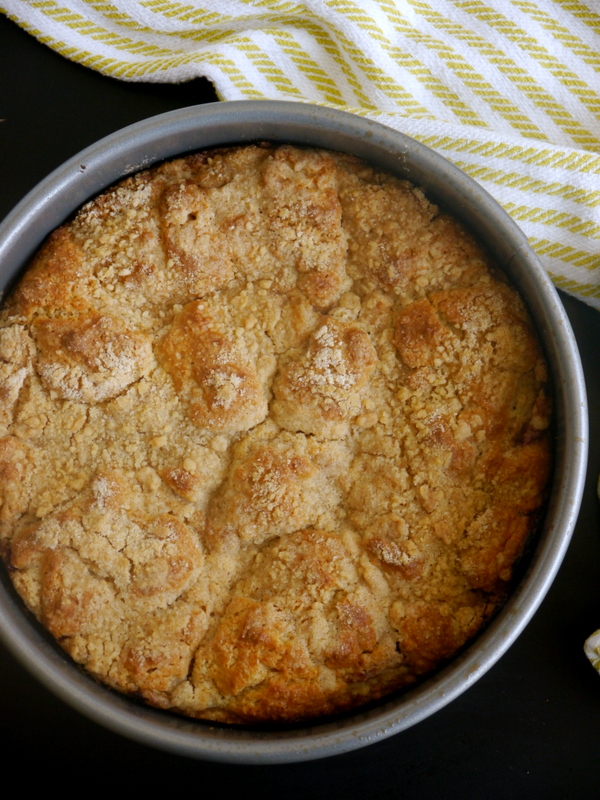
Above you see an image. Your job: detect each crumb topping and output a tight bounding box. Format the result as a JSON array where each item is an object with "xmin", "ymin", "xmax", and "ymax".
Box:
[{"xmin": 0, "ymin": 144, "xmax": 551, "ymax": 724}]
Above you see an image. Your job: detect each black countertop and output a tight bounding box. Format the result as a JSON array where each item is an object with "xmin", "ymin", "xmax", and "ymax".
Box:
[{"xmin": 2, "ymin": 14, "xmax": 600, "ymax": 796}]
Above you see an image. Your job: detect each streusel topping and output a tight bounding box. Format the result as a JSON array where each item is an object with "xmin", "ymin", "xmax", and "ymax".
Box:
[{"xmin": 0, "ymin": 144, "xmax": 551, "ymax": 723}]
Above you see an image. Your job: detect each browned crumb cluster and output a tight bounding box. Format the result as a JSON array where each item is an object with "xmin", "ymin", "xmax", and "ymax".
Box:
[{"xmin": 0, "ymin": 144, "xmax": 551, "ymax": 724}]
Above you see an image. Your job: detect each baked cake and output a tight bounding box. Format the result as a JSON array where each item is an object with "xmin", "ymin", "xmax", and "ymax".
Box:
[{"xmin": 0, "ymin": 144, "xmax": 552, "ymax": 723}]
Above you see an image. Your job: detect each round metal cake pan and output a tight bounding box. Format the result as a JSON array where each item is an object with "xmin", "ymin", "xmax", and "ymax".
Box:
[{"xmin": 0, "ymin": 100, "xmax": 588, "ymax": 763}]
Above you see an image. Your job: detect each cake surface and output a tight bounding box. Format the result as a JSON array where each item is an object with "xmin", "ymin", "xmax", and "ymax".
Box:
[{"xmin": 0, "ymin": 144, "xmax": 551, "ymax": 723}]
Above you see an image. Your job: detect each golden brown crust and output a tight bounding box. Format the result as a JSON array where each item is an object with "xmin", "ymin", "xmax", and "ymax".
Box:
[
  {"xmin": 158, "ymin": 298, "xmax": 272, "ymax": 434},
  {"xmin": 32, "ymin": 312, "xmax": 155, "ymax": 403},
  {"xmin": 272, "ymin": 317, "xmax": 377, "ymax": 439},
  {"xmin": 0, "ymin": 144, "xmax": 552, "ymax": 724}
]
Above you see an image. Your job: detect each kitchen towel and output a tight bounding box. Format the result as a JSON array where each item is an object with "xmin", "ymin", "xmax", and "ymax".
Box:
[{"xmin": 2, "ymin": 0, "xmax": 600, "ymax": 308}]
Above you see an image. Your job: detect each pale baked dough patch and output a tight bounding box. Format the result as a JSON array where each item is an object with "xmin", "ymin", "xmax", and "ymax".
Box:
[{"xmin": 0, "ymin": 144, "xmax": 551, "ymax": 723}]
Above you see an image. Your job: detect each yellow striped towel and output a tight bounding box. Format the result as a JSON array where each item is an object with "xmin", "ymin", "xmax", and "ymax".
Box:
[{"xmin": 2, "ymin": 0, "xmax": 600, "ymax": 309}]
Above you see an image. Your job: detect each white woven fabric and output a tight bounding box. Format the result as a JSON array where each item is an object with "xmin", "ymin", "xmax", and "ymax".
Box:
[{"xmin": 3, "ymin": 0, "xmax": 600, "ymax": 308}]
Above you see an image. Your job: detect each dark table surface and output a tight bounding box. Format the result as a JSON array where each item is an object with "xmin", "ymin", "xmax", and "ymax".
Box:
[{"xmin": 1, "ymin": 13, "xmax": 600, "ymax": 796}]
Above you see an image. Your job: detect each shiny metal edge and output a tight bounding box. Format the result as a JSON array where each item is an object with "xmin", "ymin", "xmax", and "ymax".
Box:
[{"xmin": 0, "ymin": 100, "xmax": 588, "ymax": 764}]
